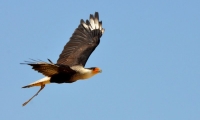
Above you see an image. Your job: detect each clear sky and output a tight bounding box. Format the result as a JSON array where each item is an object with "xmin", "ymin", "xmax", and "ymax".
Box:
[{"xmin": 1, "ymin": 0, "xmax": 200, "ymax": 120}]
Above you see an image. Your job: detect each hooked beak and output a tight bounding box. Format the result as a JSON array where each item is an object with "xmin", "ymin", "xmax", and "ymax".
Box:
[{"xmin": 99, "ymin": 69, "xmax": 102, "ymax": 73}]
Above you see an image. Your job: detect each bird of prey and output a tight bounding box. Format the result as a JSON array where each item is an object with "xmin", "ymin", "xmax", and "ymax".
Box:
[{"xmin": 21, "ymin": 12, "xmax": 104, "ymax": 106}]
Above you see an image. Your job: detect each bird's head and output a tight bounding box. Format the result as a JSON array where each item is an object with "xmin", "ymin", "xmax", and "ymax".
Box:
[{"xmin": 89, "ymin": 67, "xmax": 102, "ymax": 74}]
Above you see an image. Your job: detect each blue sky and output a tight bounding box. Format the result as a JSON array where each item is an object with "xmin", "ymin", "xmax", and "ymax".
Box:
[{"xmin": 1, "ymin": 0, "xmax": 200, "ymax": 120}]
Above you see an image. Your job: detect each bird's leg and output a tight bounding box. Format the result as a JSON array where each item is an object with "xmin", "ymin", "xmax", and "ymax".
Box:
[{"xmin": 22, "ymin": 84, "xmax": 45, "ymax": 106}]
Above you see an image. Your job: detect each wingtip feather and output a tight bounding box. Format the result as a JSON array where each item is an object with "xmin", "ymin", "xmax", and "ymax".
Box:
[{"xmin": 81, "ymin": 12, "xmax": 104, "ymax": 35}]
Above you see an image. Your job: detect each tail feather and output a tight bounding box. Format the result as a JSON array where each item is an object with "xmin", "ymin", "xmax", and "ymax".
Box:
[
  {"xmin": 22, "ymin": 85, "xmax": 32, "ymax": 88},
  {"xmin": 22, "ymin": 77, "xmax": 50, "ymax": 88}
]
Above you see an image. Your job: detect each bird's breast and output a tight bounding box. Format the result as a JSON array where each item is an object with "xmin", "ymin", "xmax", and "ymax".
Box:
[{"xmin": 71, "ymin": 72, "xmax": 94, "ymax": 81}]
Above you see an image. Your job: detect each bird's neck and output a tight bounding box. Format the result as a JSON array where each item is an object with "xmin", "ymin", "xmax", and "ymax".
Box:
[{"xmin": 71, "ymin": 66, "xmax": 95, "ymax": 80}]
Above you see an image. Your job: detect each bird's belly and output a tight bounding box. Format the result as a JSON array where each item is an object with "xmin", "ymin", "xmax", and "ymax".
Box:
[{"xmin": 50, "ymin": 73, "xmax": 74, "ymax": 83}]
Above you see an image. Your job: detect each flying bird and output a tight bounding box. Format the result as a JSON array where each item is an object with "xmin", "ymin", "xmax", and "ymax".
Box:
[{"xmin": 21, "ymin": 12, "xmax": 104, "ymax": 106}]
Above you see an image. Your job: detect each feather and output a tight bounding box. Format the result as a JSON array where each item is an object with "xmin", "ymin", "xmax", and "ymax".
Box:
[{"xmin": 57, "ymin": 12, "xmax": 104, "ymax": 67}]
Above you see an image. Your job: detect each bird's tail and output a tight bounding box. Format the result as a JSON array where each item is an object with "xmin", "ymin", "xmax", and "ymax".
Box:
[{"xmin": 22, "ymin": 77, "xmax": 50, "ymax": 88}]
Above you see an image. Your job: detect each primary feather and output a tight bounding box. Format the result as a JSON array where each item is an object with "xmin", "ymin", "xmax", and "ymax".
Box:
[{"xmin": 57, "ymin": 12, "xmax": 104, "ymax": 67}]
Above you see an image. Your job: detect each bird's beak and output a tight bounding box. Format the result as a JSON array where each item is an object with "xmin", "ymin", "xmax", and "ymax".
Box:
[{"xmin": 99, "ymin": 69, "xmax": 102, "ymax": 73}]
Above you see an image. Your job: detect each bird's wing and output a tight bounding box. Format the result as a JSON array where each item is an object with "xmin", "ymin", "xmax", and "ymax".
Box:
[
  {"xmin": 21, "ymin": 59, "xmax": 75, "ymax": 77},
  {"xmin": 57, "ymin": 12, "xmax": 105, "ymax": 67}
]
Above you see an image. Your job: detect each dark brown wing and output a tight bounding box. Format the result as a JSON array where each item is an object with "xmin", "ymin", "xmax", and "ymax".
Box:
[
  {"xmin": 21, "ymin": 60, "xmax": 75, "ymax": 77},
  {"xmin": 57, "ymin": 12, "xmax": 105, "ymax": 67}
]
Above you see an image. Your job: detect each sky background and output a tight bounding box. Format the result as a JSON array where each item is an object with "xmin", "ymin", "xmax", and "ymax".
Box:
[{"xmin": 0, "ymin": 0, "xmax": 200, "ymax": 120}]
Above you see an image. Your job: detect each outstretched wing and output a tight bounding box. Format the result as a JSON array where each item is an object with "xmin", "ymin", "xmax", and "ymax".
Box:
[
  {"xmin": 21, "ymin": 59, "xmax": 75, "ymax": 77},
  {"xmin": 57, "ymin": 12, "xmax": 105, "ymax": 67}
]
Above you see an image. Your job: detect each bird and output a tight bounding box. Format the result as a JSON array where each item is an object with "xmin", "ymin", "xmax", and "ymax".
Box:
[{"xmin": 21, "ymin": 12, "xmax": 105, "ymax": 106}]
